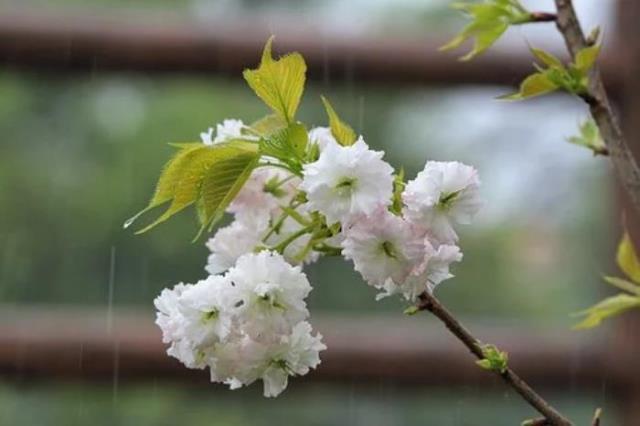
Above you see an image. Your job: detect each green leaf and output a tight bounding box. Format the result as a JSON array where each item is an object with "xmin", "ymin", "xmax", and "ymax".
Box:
[
  {"xmin": 617, "ymin": 232, "xmax": 640, "ymax": 283},
  {"xmin": 573, "ymin": 294, "xmax": 640, "ymax": 329},
  {"xmin": 321, "ymin": 96, "xmax": 357, "ymax": 146},
  {"xmin": 403, "ymin": 305, "xmax": 420, "ymax": 316},
  {"xmin": 197, "ymin": 143, "xmax": 260, "ymax": 234},
  {"xmin": 475, "ymin": 343, "xmax": 508, "ymax": 373},
  {"xmin": 440, "ymin": 0, "xmax": 532, "ymax": 60},
  {"xmin": 499, "ymin": 72, "xmax": 558, "ymax": 100},
  {"xmin": 475, "ymin": 359, "xmax": 492, "ymax": 370},
  {"xmin": 567, "ymin": 118, "xmax": 607, "ymax": 155},
  {"xmin": 129, "ymin": 141, "xmax": 259, "ymax": 235},
  {"xmin": 502, "ymin": 43, "xmax": 599, "ymax": 101},
  {"xmin": 259, "ymin": 123, "xmax": 308, "ymax": 174},
  {"xmin": 136, "ymin": 147, "xmax": 221, "ymax": 234},
  {"xmin": 603, "ymin": 276, "xmax": 640, "ymax": 296},
  {"xmin": 460, "ymin": 21, "xmax": 508, "ymax": 61},
  {"xmin": 243, "ymin": 37, "xmax": 307, "ymax": 124},
  {"xmin": 249, "ymin": 114, "xmax": 287, "ymax": 137},
  {"xmin": 145, "ymin": 144, "xmax": 205, "ymax": 209},
  {"xmin": 124, "ymin": 143, "xmax": 208, "ymax": 230},
  {"xmin": 286, "ymin": 122, "xmax": 309, "ymax": 157},
  {"xmin": 574, "ymin": 44, "xmax": 600, "ymax": 73},
  {"xmin": 530, "ymin": 47, "xmax": 563, "ymax": 69}
]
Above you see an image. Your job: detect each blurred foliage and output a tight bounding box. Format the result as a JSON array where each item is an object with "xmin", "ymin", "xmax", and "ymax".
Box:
[
  {"xmin": 0, "ymin": 382, "xmax": 616, "ymax": 426},
  {"xmin": 567, "ymin": 118, "xmax": 607, "ymax": 156},
  {"xmin": 440, "ymin": 0, "xmax": 533, "ymax": 61},
  {"xmin": 574, "ymin": 231, "xmax": 640, "ymax": 329},
  {"xmin": 1, "ymin": 0, "xmax": 459, "ymax": 39}
]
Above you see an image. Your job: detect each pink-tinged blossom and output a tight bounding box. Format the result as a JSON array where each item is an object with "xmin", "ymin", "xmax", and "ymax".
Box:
[
  {"xmin": 378, "ymin": 239, "xmax": 463, "ymax": 301},
  {"xmin": 403, "ymin": 161, "xmax": 483, "ymax": 243},
  {"xmin": 300, "ymin": 137, "xmax": 394, "ymax": 225},
  {"xmin": 342, "ymin": 208, "xmax": 424, "ymax": 289}
]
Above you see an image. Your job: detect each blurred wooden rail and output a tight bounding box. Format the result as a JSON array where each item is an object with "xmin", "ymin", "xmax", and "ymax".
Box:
[
  {"xmin": 0, "ymin": 10, "xmax": 624, "ymax": 94},
  {"xmin": 0, "ymin": 306, "xmax": 633, "ymax": 393}
]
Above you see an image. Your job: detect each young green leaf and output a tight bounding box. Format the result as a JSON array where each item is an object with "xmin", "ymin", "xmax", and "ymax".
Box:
[
  {"xmin": 124, "ymin": 143, "xmax": 208, "ymax": 230},
  {"xmin": 135, "ymin": 146, "xmax": 223, "ymax": 234},
  {"xmin": 530, "ymin": 47, "xmax": 563, "ymax": 69},
  {"xmin": 440, "ymin": 0, "xmax": 533, "ymax": 61},
  {"xmin": 567, "ymin": 118, "xmax": 607, "ymax": 155},
  {"xmin": 603, "ymin": 276, "xmax": 640, "ymax": 296},
  {"xmin": 475, "ymin": 343, "xmax": 508, "ymax": 373},
  {"xmin": 197, "ymin": 143, "xmax": 260, "ymax": 234},
  {"xmin": 499, "ymin": 72, "xmax": 558, "ymax": 100},
  {"xmin": 573, "ymin": 293, "xmax": 640, "ymax": 329},
  {"xmin": 462, "ymin": 21, "xmax": 509, "ymax": 62},
  {"xmin": 259, "ymin": 122, "xmax": 308, "ymax": 175},
  {"xmin": 321, "ymin": 96, "xmax": 357, "ymax": 146},
  {"xmin": 617, "ymin": 232, "xmax": 640, "ymax": 284},
  {"xmin": 403, "ymin": 305, "xmax": 420, "ymax": 316},
  {"xmin": 286, "ymin": 122, "xmax": 309, "ymax": 158},
  {"xmin": 574, "ymin": 44, "xmax": 600, "ymax": 73},
  {"xmin": 249, "ymin": 114, "xmax": 287, "ymax": 137},
  {"xmin": 501, "ymin": 44, "xmax": 599, "ymax": 101},
  {"xmin": 130, "ymin": 141, "xmax": 259, "ymax": 235},
  {"xmin": 243, "ymin": 37, "xmax": 307, "ymax": 124}
]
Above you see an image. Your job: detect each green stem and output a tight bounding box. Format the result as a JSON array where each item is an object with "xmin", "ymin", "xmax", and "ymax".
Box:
[
  {"xmin": 280, "ymin": 205, "xmax": 311, "ymax": 226},
  {"xmin": 272, "ymin": 174, "xmax": 297, "ymax": 190},
  {"xmin": 272, "ymin": 225, "xmax": 315, "ymax": 254},
  {"xmin": 293, "ymin": 237, "xmax": 316, "ymax": 263},
  {"xmin": 262, "ymin": 214, "xmax": 287, "ymax": 243},
  {"xmin": 313, "ymin": 243, "xmax": 343, "ymax": 256}
]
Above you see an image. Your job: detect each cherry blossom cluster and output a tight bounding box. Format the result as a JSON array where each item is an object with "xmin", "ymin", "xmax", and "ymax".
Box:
[
  {"xmin": 154, "ymin": 118, "xmax": 483, "ymax": 397},
  {"xmin": 155, "ymin": 251, "xmax": 325, "ymax": 397}
]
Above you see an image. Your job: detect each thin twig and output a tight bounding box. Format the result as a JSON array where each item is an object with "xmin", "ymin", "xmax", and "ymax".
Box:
[
  {"xmin": 530, "ymin": 12, "xmax": 557, "ymax": 23},
  {"xmin": 523, "ymin": 419, "xmax": 552, "ymax": 426},
  {"xmin": 554, "ymin": 0, "xmax": 640, "ymax": 214},
  {"xmin": 416, "ymin": 292, "xmax": 573, "ymax": 426}
]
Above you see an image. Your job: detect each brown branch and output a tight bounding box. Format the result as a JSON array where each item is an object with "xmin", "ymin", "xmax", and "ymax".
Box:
[
  {"xmin": 523, "ymin": 419, "xmax": 552, "ymax": 426},
  {"xmin": 554, "ymin": 0, "xmax": 640, "ymax": 214},
  {"xmin": 416, "ymin": 292, "xmax": 573, "ymax": 426},
  {"xmin": 529, "ymin": 12, "xmax": 558, "ymax": 23}
]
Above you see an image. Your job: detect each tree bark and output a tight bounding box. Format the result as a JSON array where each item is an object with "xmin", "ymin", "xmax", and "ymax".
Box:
[{"xmin": 554, "ymin": 0, "xmax": 640, "ymax": 214}]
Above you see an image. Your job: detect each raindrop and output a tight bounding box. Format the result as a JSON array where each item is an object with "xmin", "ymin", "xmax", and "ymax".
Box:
[
  {"xmin": 106, "ymin": 246, "xmax": 116, "ymax": 334},
  {"xmin": 123, "ymin": 210, "xmax": 145, "ymax": 229}
]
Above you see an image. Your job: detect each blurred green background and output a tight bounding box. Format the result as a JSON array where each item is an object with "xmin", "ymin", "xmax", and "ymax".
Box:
[
  {"xmin": 0, "ymin": 73, "xmax": 612, "ymax": 318},
  {"xmin": 0, "ymin": 0, "xmax": 618, "ymax": 425}
]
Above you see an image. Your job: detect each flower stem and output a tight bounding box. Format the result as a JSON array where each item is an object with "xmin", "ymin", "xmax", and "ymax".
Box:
[
  {"xmin": 262, "ymin": 212, "xmax": 288, "ymax": 243},
  {"xmin": 272, "ymin": 225, "xmax": 315, "ymax": 254}
]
